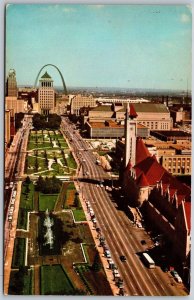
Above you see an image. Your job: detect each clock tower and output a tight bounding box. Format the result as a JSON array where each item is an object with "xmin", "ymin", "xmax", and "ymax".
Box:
[{"xmin": 124, "ymin": 103, "xmax": 137, "ymax": 168}]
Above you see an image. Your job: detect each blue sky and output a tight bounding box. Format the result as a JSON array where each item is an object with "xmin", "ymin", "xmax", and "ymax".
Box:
[{"xmin": 6, "ymin": 4, "xmax": 192, "ymax": 91}]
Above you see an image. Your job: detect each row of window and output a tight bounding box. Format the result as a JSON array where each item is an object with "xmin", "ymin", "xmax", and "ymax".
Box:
[
  {"xmin": 39, "ymin": 93, "xmax": 54, "ymax": 96},
  {"xmin": 39, "ymin": 97, "xmax": 54, "ymax": 101},
  {"xmin": 164, "ymin": 157, "xmax": 190, "ymax": 161},
  {"xmin": 41, "ymin": 82, "xmax": 53, "ymax": 87},
  {"xmin": 140, "ymin": 121, "xmax": 169, "ymax": 130},
  {"xmin": 168, "ymin": 168, "xmax": 190, "ymax": 173}
]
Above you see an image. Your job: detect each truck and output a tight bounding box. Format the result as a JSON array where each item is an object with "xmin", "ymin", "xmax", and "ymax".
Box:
[{"xmin": 142, "ymin": 252, "xmax": 155, "ymax": 269}]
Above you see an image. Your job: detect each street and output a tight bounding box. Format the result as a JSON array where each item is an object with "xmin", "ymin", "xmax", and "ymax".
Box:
[{"xmin": 61, "ymin": 116, "xmax": 187, "ymax": 296}]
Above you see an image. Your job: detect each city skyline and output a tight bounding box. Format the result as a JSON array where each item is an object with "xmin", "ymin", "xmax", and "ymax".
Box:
[{"xmin": 6, "ymin": 4, "xmax": 192, "ymax": 91}]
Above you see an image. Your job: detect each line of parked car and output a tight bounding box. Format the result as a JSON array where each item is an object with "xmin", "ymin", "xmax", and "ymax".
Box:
[
  {"xmin": 171, "ymin": 270, "xmax": 183, "ymax": 283},
  {"xmin": 7, "ymin": 187, "xmax": 17, "ymax": 223},
  {"xmin": 85, "ymin": 198, "xmax": 126, "ymax": 296}
]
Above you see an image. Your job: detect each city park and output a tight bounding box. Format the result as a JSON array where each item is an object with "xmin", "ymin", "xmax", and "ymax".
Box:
[{"xmin": 9, "ymin": 116, "xmax": 112, "ymax": 295}]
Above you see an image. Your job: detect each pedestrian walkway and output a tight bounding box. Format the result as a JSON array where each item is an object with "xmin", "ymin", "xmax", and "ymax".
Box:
[{"xmin": 34, "ymin": 265, "xmax": 40, "ymax": 295}]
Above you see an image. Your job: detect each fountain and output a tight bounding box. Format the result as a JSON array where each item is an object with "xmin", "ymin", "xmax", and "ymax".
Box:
[{"xmin": 43, "ymin": 209, "xmax": 54, "ymax": 249}]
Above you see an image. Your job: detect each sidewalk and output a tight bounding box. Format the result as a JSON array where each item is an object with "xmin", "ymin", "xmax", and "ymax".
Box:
[{"xmin": 4, "ymin": 181, "xmax": 22, "ymax": 295}]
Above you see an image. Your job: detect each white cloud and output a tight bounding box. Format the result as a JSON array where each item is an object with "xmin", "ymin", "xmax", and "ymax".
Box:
[{"xmin": 180, "ymin": 13, "xmax": 191, "ymax": 23}]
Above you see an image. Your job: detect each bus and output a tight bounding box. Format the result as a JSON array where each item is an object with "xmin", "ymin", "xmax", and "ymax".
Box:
[{"xmin": 142, "ymin": 252, "xmax": 155, "ymax": 269}]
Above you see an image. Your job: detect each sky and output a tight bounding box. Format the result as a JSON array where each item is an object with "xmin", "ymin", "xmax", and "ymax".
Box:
[{"xmin": 6, "ymin": 4, "xmax": 192, "ymax": 91}]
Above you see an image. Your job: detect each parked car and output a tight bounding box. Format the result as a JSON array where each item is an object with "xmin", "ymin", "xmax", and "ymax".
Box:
[
  {"xmin": 175, "ymin": 276, "xmax": 182, "ymax": 283},
  {"xmin": 137, "ymin": 223, "xmax": 142, "ymax": 228},
  {"xmin": 120, "ymin": 255, "xmax": 127, "ymax": 262},
  {"xmin": 105, "ymin": 250, "xmax": 111, "ymax": 258},
  {"xmin": 141, "ymin": 240, "xmax": 146, "ymax": 245},
  {"xmin": 161, "ymin": 265, "xmax": 169, "ymax": 272}
]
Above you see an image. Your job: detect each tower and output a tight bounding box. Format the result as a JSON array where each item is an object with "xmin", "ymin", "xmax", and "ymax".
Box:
[
  {"xmin": 6, "ymin": 69, "xmax": 17, "ymax": 97},
  {"xmin": 38, "ymin": 71, "xmax": 55, "ymax": 115},
  {"xmin": 124, "ymin": 103, "xmax": 137, "ymax": 168}
]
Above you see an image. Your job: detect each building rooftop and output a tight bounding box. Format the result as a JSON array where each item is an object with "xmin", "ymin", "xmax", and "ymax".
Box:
[
  {"xmin": 136, "ymin": 172, "xmax": 150, "ymax": 187},
  {"xmin": 41, "ymin": 71, "xmax": 52, "ymax": 79},
  {"xmin": 133, "ymin": 103, "xmax": 169, "ymax": 113},
  {"xmin": 129, "ymin": 104, "xmax": 138, "ymax": 118},
  {"xmin": 136, "ymin": 137, "xmax": 151, "ymax": 165},
  {"xmin": 184, "ymin": 202, "xmax": 191, "ymax": 231},
  {"xmin": 88, "ymin": 121, "xmax": 123, "ymax": 128},
  {"xmin": 91, "ymin": 105, "xmax": 113, "ymax": 112},
  {"xmin": 153, "ymin": 130, "xmax": 191, "ymax": 138}
]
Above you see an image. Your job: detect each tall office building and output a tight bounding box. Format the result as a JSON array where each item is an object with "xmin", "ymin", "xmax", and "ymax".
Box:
[
  {"xmin": 38, "ymin": 71, "xmax": 55, "ymax": 115},
  {"xmin": 6, "ymin": 69, "xmax": 18, "ymax": 97}
]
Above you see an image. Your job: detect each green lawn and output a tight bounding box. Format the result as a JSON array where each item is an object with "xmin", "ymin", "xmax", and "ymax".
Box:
[
  {"xmin": 67, "ymin": 182, "xmax": 75, "ymax": 190},
  {"xmin": 72, "ymin": 209, "xmax": 86, "ymax": 222},
  {"xmin": 17, "ymin": 182, "xmax": 34, "ymax": 229},
  {"xmin": 40, "ymin": 265, "xmax": 74, "ymax": 295},
  {"xmin": 66, "ymin": 153, "xmax": 77, "ymax": 169},
  {"xmin": 27, "ymin": 140, "xmax": 52, "ymax": 150},
  {"xmin": 20, "ymin": 182, "xmax": 34, "ymax": 210},
  {"xmin": 12, "ymin": 238, "xmax": 26, "ymax": 268},
  {"xmin": 17, "ymin": 208, "xmax": 28, "ymax": 230},
  {"xmin": 8, "ymin": 269, "xmax": 33, "ymax": 295},
  {"xmin": 59, "ymin": 142, "xmax": 68, "ymax": 148},
  {"xmin": 25, "ymin": 130, "xmax": 76, "ymax": 176},
  {"xmin": 39, "ymin": 193, "xmax": 59, "ymax": 211}
]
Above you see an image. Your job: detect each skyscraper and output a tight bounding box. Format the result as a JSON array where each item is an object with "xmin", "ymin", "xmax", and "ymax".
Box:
[
  {"xmin": 6, "ymin": 69, "xmax": 17, "ymax": 97},
  {"xmin": 38, "ymin": 71, "xmax": 55, "ymax": 115}
]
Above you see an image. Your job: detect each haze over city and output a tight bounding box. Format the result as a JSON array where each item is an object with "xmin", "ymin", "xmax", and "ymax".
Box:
[{"xmin": 6, "ymin": 4, "xmax": 192, "ymax": 91}]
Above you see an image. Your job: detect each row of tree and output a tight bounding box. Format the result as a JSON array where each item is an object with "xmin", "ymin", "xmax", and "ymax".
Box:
[
  {"xmin": 33, "ymin": 113, "xmax": 61, "ymax": 130},
  {"xmin": 35, "ymin": 175, "xmax": 62, "ymax": 194}
]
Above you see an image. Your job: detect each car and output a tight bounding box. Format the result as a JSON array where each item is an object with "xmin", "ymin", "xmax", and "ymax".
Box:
[
  {"xmin": 120, "ymin": 255, "xmax": 127, "ymax": 262},
  {"xmin": 171, "ymin": 270, "xmax": 178, "ymax": 277},
  {"xmin": 137, "ymin": 223, "xmax": 142, "ymax": 228},
  {"xmin": 141, "ymin": 240, "xmax": 146, "ymax": 245},
  {"xmin": 105, "ymin": 250, "xmax": 111, "ymax": 258},
  {"xmin": 175, "ymin": 276, "xmax": 182, "ymax": 283},
  {"xmin": 161, "ymin": 265, "xmax": 169, "ymax": 272},
  {"xmin": 113, "ymin": 269, "xmax": 119, "ymax": 275}
]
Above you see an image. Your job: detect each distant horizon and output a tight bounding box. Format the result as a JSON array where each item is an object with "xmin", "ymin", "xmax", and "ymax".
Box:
[{"xmin": 17, "ymin": 84, "xmax": 191, "ymax": 94}]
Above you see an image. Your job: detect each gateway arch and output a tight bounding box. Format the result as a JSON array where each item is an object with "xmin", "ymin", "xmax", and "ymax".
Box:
[{"xmin": 34, "ymin": 64, "xmax": 67, "ymax": 94}]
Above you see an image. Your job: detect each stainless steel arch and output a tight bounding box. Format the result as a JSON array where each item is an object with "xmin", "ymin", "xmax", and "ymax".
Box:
[{"xmin": 34, "ymin": 64, "xmax": 67, "ymax": 94}]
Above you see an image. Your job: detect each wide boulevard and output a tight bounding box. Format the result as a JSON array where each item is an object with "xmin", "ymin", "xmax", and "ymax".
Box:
[{"xmin": 61, "ymin": 116, "xmax": 187, "ymax": 296}]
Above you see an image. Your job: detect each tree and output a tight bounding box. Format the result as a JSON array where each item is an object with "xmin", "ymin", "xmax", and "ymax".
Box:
[
  {"xmin": 34, "ymin": 158, "xmax": 39, "ymax": 172},
  {"xmin": 25, "ymin": 176, "xmax": 31, "ymax": 185},
  {"xmin": 123, "ymin": 174, "xmax": 140, "ymax": 208},
  {"xmin": 35, "ymin": 175, "xmax": 44, "ymax": 191},
  {"xmin": 25, "ymin": 185, "xmax": 30, "ymax": 194},
  {"xmin": 15, "ymin": 113, "xmax": 24, "ymax": 130},
  {"xmin": 92, "ymin": 252, "xmax": 102, "ymax": 272},
  {"xmin": 74, "ymin": 193, "xmax": 80, "ymax": 208}
]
